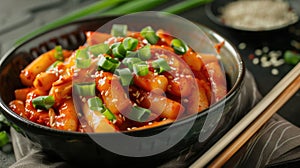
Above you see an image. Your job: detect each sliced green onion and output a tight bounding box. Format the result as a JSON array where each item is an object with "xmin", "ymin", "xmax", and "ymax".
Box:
[
  {"xmin": 54, "ymin": 45, "xmax": 64, "ymax": 61},
  {"xmin": 74, "ymin": 82, "xmax": 96, "ymax": 97},
  {"xmin": 133, "ymin": 63, "xmax": 149, "ymax": 76},
  {"xmin": 115, "ymin": 68, "xmax": 133, "ymax": 86},
  {"xmin": 88, "ymin": 97, "xmax": 104, "ymax": 112},
  {"xmin": 122, "ymin": 57, "xmax": 142, "ymax": 70},
  {"xmin": 140, "ymin": 26, "xmax": 159, "ymax": 44},
  {"xmin": 152, "ymin": 58, "xmax": 171, "ymax": 73},
  {"xmin": 46, "ymin": 60, "xmax": 62, "ymax": 71},
  {"xmin": 123, "ymin": 37, "xmax": 138, "ymax": 51},
  {"xmin": 75, "ymin": 48, "xmax": 91, "ymax": 69},
  {"xmin": 112, "ymin": 42, "xmax": 126, "ymax": 58},
  {"xmin": 138, "ymin": 44, "xmax": 151, "ymax": 61},
  {"xmin": 89, "ymin": 43, "xmax": 110, "ymax": 56},
  {"xmin": 32, "ymin": 95, "xmax": 55, "ymax": 110},
  {"xmin": 101, "ymin": 107, "xmax": 116, "ymax": 121},
  {"xmin": 111, "ymin": 24, "xmax": 127, "ymax": 37},
  {"xmin": 87, "ymin": 97, "xmax": 116, "ymax": 121},
  {"xmin": 171, "ymin": 38, "xmax": 189, "ymax": 55},
  {"xmin": 0, "ymin": 131, "xmax": 9, "ymax": 147},
  {"xmin": 126, "ymin": 51, "xmax": 138, "ymax": 58},
  {"xmin": 284, "ymin": 50, "xmax": 300, "ymax": 65},
  {"xmin": 128, "ymin": 106, "xmax": 151, "ymax": 122},
  {"xmin": 98, "ymin": 56, "xmax": 120, "ymax": 72}
]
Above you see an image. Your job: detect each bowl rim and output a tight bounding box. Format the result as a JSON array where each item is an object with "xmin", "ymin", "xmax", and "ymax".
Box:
[{"xmin": 0, "ymin": 16, "xmax": 245, "ymax": 136}]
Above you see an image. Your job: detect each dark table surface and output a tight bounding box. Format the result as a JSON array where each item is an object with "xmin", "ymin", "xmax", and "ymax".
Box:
[{"xmin": 0, "ymin": 0, "xmax": 299, "ymax": 167}]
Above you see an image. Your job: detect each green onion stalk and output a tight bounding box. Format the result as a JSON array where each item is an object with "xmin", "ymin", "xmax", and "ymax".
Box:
[{"xmin": 15, "ymin": 0, "xmax": 213, "ymax": 45}]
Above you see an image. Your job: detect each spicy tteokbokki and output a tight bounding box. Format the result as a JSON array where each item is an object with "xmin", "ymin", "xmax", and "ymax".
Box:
[{"xmin": 8, "ymin": 24, "xmax": 227, "ymax": 133}]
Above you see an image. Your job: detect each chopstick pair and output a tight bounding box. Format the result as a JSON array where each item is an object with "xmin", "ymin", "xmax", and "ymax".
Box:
[{"xmin": 190, "ymin": 63, "xmax": 300, "ymax": 168}]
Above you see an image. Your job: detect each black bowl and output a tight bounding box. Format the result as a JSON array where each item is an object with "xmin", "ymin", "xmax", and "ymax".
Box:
[{"xmin": 0, "ymin": 16, "xmax": 244, "ymax": 167}]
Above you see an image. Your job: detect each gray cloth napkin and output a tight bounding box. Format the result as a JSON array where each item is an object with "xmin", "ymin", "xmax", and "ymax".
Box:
[{"xmin": 8, "ymin": 70, "xmax": 300, "ymax": 168}]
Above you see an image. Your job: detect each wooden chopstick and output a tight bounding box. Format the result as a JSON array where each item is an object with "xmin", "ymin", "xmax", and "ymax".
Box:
[
  {"xmin": 189, "ymin": 63, "xmax": 300, "ymax": 168},
  {"xmin": 208, "ymin": 73, "xmax": 300, "ymax": 167}
]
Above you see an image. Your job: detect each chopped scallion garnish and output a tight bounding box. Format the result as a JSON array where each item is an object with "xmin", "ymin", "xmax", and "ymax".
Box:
[
  {"xmin": 284, "ymin": 50, "xmax": 300, "ymax": 65},
  {"xmin": 171, "ymin": 38, "xmax": 189, "ymax": 55},
  {"xmin": 122, "ymin": 57, "xmax": 142, "ymax": 70},
  {"xmin": 46, "ymin": 60, "xmax": 62, "ymax": 71},
  {"xmin": 115, "ymin": 68, "xmax": 133, "ymax": 86},
  {"xmin": 89, "ymin": 43, "xmax": 110, "ymax": 56},
  {"xmin": 101, "ymin": 108, "xmax": 116, "ymax": 121},
  {"xmin": 138, "ymin": 44, "xmax": 151, "ymax": 61},
  {"xmin": 32, "ymin": 95, "xmax": 55, "ymax": 110},
  {"xmin": 128, "ymin": 106, "xmax": 151, "ymax": 122},
  {"xmin": 123, "ymin": 37, "xmax": 138, "ymax": 51},
  {"xmin": 111, "ymin": 24, "xmax": 127, "ymax": 37},
  {"xmin": 152, "ymin": 58, "xmax": 171, "ymax": 73},
  {"xmin": 0, "ymin": 131, "xmax": 9, "ymax": 147},
  {"xmin": 140, "ymin": 26, "xmax": 159, "ymax": 44},
  {"xmin": 97, "ymin": 56, "xmax": 120, "ymax": 72},
  {"xmin": 112, "ymin": 42, "xmax": 126, "ymax": 58},
  {"xmin": 88, "ymin": 97, "xmax": 104, "ymax": 112},
  {"xmin": 126, "ymin": 51, "xmax": 138, "ymax": 58},
  {"xmin": 75, "ymin": 48, "xmax": 91, "ymax": 69},
  {"xmin": 54, "ymin": 45, "xmax": 64, "ymax": 61},
  {"xmin": 74, "ymin": 82, "xmax": 96, "ymax": 97},
  {"xmin": 133, "ymin": 63, "xmax": 149, "ymax": 76}
]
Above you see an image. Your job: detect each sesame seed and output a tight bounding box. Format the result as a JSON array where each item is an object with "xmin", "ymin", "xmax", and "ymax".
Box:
[
  {"xmin": 252, "ymin": 58, "xmax": 260, "ymax": 65},
  {"xmin": 263, "ymin": 46, "xmax": 269, "ymax": 53},
  {"xmin": 260, "ymin": 56, "xmax": 268, "ymax": 62},
  {"xmin": 271, "ymin": 68, "xmax": 279, "ymax": 75},
  {"xmin": 238, "ymin": 42, "xmax": 246, "ymax": 50},
  {"xmin": 255, "ymin": 49, "xmax": 262, "ymax": 56},
  {"xmin": 261, "ymin": 61, "xmax": 272, "ymax": 67},
  {"xmin": 140, "ymin": 96, "xmax": 145, "ymax": 102},
  {"xmin": 273, "ymin": 59, "xmax": 285, "ymax": 67}
]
